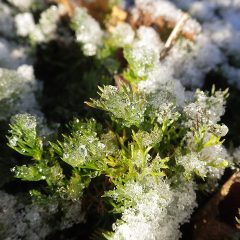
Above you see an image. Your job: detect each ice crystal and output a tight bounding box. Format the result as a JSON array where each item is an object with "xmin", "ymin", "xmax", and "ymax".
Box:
[
  {"xmin": 61, "ymin": 119, "xmax": 105, "ymax": 167},
  {"xmin": 108, "ymin": 178, "xmax": 196, "ymax": 240},
  {"xmin": 88, "ymin": 85, "xmax": 147, "ymax": 127},
  {"xmin": 177, "ymin": 153, "xmax": 207, "ymax": 177},
  {"xmin": 184, "ymin": 89, "xmax": 227, "ymax": 127},
  {"xmin": 8, "ymin": 113, "xmax": 43, "ymax": 160},
  {"xmin": 63, "ymin": 143, "xmax": 88, "ymax": 167}
]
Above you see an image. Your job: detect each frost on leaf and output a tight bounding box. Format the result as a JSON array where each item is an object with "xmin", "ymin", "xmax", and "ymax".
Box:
[
  {"xmin": 59, "ymin": 119, "xmax": 106, "ymax": 168},
  {"xmin": 87, "ymin": 85, "xmax": 147, "ymax": 127},
  {"xmin": 8, "ymin": 113, "xmax": 43, "ymax": 160}
]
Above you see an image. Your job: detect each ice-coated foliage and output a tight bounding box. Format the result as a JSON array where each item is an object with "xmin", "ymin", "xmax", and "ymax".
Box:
[
  {"xmin": 7, "ymin": 83, "xmax": 230, "ymax": 239},
  {"xmin": 88, "ymin": 85, "xmax": 230, "ymax": 238},
  {"xmin": 61, "ymin": 119, "xmax": 106, "ymax": 167},
  {"xmin": 87, "ymin": 85, "xmax": 147, "ymax": 127},
  {"xmin": 1, "ymin": 0, "xmax": 239, "ymax": 239},
  {"xmin": 8, "ymin": 113, "xmax": 42, "ymax": 160},
  {"xmin": 105, "ymin": 179, "xmax": 196, "ymax": 240},
  {"xmin": 7, "ymin": 115, "xmax": 99, "ymax": 201},
  {"xmin": 178, "ymin": 89, "xmax": 230, "ymax": 181}
]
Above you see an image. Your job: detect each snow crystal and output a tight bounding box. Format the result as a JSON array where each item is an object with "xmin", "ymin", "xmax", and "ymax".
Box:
[{"xmin": 111, "ymin": 178, "xmax": 196, "ymax": 240}]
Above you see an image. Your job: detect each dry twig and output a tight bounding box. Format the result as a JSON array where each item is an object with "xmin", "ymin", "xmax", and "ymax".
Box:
[{"xmin": 160, "ymin": 13, "xmax": 189, "ymax": 60}]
